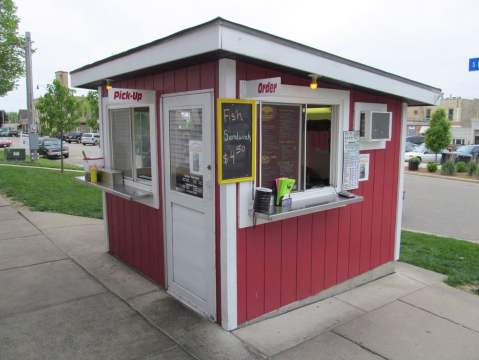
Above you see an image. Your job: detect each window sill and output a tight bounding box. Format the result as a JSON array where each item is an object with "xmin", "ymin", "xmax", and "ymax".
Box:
[
  {"xmin": 75, "ymin": 175, "xmax": 157, "ymax": 208},
  {"xmin": 254, "ymin": 193, "xmax": 363, "ymax": 222}
]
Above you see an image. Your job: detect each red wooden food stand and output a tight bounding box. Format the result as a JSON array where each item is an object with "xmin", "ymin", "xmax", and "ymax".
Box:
[{"xmin": 71, "ymin": 18, "xmax": 441, "ymax": 330}]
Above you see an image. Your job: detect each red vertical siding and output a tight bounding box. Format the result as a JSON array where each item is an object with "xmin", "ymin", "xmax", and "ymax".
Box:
[
  {"xmin": 337, "ymin": 206, "xmax": 352, "ymax": 283},
  {"xmin": 106, "ymin": 62, "xmax": 219, "ymax": 289},
  {"xmin": 246, "ymin": 225, "xmax": 265, "ymax": 319},
  {"xmin": 297, "ymin": 215, "xmax": 312, "ymax": 300},
  {"xmin": 280, "ymin": 218, "xmax": 298, "ymax": 306},
  {"xmin": 311, "ymin": 212, "xmax": 326, "ymax": 294},
  {"xmin": 264, "ymin": 223, "xmax": 282, "ymax": 312},
  {"xmin": 236, "ymin": 61, "xmax": 403, "ymax": 323}
]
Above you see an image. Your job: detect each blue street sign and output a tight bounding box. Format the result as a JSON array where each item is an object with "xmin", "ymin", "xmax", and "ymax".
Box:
[{"xmin": 469, "ymin": 58, "xmax": 479, "ymax": 72}]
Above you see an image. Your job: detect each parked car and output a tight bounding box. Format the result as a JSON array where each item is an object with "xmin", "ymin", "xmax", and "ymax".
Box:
[
  {"xmin": 37, "ymin": 138, "xmax": 69, "ymax": 159},
  {"xmin": 81, "ymin": 133, "xmax": 100, "ymax": 146},
  {"xmin": 406, "ymin": 135, "xmax": 424, "ymax": 145},
  {"xmin": 441, "ymin": 145, "xmax": 479, "ymax": 164},
  {"xmin": 0, "ymin": 128, "xmax": 10, "ymax": 137},
  {"xmin": 8, "ymin": 128, "xmax": 19, "ymax": 137},
  {"xmin": 0, "ymin": 139, "xmax": 12, "ymax": 148},
  {"xmin": 64, "ymin": 131, "xmax": 83, "ymax": 143},
  {"xmin": 405, "ymin": 141, "xmax": 417, "ymax": 153},
  {"xmin": 404, "ymin": 143, "xmax": 443, "ymax": 163}
]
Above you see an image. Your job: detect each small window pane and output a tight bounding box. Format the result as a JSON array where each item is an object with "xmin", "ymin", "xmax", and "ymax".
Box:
[
  {"xmin": 305, "ymin": 106, "xmax": 331, "ymax": 189},
  {"xmin": 110, "ymin": 109, "xmax": 132, "ymax": 178},
  {"xmin": 133, "ymin": 108, "xmax": 151, "ymax": 181},
  {"xmin": 359, "ymin": 112, "xmax": 366, "ymax": 138},
  {"xmin": 169, "ymin": 109, "xmax": 203, "ymax": 198},
  {"xmin": 261, "ymin": 104, "xmax": 300, "ymax": 189}
]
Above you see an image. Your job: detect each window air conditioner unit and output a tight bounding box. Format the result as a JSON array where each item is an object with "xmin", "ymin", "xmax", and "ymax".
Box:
[{"xmin": 359, "ymin": 111, "xmax": 392, "ymax": 141}]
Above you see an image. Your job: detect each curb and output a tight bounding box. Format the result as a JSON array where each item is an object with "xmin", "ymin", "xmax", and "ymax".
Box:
[
  {"xmin": 404, "ymin": 170, "xmax": 479, "ymax": 184},
  {"xmin": 0, "ymin": 163, "xmax": 84, "ymax": 173}
]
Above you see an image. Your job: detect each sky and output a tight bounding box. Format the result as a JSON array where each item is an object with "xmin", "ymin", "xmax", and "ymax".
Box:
[{"xmin": 1, "ymin": 0, "xmax": 479, "ymax": 112}]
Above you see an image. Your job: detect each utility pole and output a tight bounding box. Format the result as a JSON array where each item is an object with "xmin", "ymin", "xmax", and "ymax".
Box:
[
  {"xmin": 25, "ymin": 32, "xmax": 38, "ymax": 160},
  {"xmin": 25, "ymin": 32, "xmax": 34, "ymax": 132}
]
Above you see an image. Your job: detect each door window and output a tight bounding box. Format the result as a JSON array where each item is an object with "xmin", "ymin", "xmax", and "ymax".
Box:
[{"xmin": 169, "ymin": 108, "xmax": 203, "ymax": 198}]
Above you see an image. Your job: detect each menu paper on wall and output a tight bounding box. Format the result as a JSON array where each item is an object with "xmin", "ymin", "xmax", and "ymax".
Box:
[{"xmin": 342, "ymin": 131, "xmax": 360, "ymax": 190}]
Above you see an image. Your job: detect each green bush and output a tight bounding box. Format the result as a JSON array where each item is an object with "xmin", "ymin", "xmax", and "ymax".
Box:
[
  {"xmin": 408, "ymin": 157, "xmax": 421, "ymax": 165},
  {"xmin": 466, "ymin": 161, "xmax": 478, "ymax": 176},
  {"xmin": 427, "ymin": 161, "xmax": 438, "ymax": 173},
  {"xmin": 441, "ymin": 160, "xmax": 456, "ymax": 176},
  {"xmin": 455, "ymin": 161, "xmax": 467, "ymax": 173}
]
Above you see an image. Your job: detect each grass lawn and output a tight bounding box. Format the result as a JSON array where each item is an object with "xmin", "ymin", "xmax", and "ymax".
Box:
[
  {"xmin": 400, "ymin": 230, "xmax": 479, "ymax": 294},
  {"xmin": 0, "ymin": 166, "xmax": 102, "ymax": 219},
  {"xmin": 0, "ymin": 149, "xmax": 83, "ymax": 171}
]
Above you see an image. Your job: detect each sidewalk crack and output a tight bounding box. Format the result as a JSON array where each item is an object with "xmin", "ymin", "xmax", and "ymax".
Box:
[{"xmin": 331, "ymin": 330, "xmax": 391, "ymax": 360}]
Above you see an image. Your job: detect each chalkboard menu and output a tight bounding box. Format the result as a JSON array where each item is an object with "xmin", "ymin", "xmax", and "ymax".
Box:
[{"xmin": 217, "ymin": 99, "xmax": 256, "ymax": 184}]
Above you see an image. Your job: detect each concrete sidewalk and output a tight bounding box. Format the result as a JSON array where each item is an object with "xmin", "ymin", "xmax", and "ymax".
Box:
[{"xmin": 1, "ymin": 195, "xmax": 479, "ymax": 359}]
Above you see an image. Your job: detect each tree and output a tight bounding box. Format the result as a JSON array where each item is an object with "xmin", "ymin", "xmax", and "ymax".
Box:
[
  {"xmin": 425, "ymin": 108, "xmax": 451, "ymax": 161},
  {"xmin": 85, "ymin": 91, "xmax": 99, "ymax": 132},
  {"xmin": 36, "ymin": 79, "xmax": 81, "ymax": 172},
  {"xmin": 0, "ymin": 0, "xmax": 25, "ymax": 96},
  {"xmin": 6, "ymin": 111, "xmax": 18, "ymax": 122}
]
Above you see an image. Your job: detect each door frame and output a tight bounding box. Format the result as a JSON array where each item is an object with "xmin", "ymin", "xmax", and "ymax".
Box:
[{"xmin": 160, "ymin": 89, "xmax": 217, "ymax": 320}]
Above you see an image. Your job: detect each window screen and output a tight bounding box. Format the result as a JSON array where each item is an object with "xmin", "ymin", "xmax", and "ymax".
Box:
[
  {"xmin": 261, "ymin": 104, "xmax": 300, "ymax": 189},
  {"xmin": 133, "ymin": 108, "xmax": 151, "ymax": 180},
  {"xmin": 110, "ymin": 109, "xmax": 133, "ymax": 178}
]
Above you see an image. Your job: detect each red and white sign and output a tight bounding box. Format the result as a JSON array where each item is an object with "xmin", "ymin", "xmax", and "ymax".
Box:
[
  {"xmin": 239, "ymin": 77, "xmax": 281, "ymax": 98},
  {"xmin": 108, "ymin": 88, "xmax": 155, "ymax": 105}
]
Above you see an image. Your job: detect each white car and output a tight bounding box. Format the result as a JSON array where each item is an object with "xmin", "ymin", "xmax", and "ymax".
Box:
[
  {"xmin": 404, "ymin": 143, "xmax": 443, "ymax": 163},
  {"xmin": 81, "ymin": 133, "xmax": 100, "ymax": 146}
]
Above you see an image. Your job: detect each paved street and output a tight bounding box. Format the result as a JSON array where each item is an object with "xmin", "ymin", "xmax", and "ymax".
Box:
[
  {"xmin": 1, "ymin": 194, "xmax": 479, "ymax": 359},
  {"xmin": 5, "ymin": 135, "xmax": 101, "ymax": 167},
  {"xmin": 403, "ymin": 173, "xmax": 479, "ymax": 243}
]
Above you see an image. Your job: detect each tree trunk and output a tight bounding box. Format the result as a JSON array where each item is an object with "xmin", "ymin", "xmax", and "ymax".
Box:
[
  {"xmin": 435, "ymin": 153, "xmax": 438, "ymax": 162},
  {"xmin": 60, "ymin": 131, "xmax": 64, "ymax": 173}
]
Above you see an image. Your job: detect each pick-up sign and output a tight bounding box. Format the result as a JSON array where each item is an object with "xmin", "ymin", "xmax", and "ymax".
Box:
[{"xmin": 108, "ymin": 88, "xmax": 155, "ymax": 105}]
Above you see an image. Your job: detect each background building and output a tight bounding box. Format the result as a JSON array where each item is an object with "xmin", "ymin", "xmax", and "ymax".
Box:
[{"xmin": 408, "ymin": 97, "xmax": 479, "ymax": 144}]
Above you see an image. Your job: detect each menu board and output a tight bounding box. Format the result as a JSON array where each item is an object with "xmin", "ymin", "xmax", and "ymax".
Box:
[
  {"xmin": 217, "ymin": 99, "xmax": 256, "ymax": 184},
  {"xmin": 342, "ymin": 131, "xmax": 360, "ymax": 190},
  {"xmin": 261, "ymin": 105, "xmax": 300, "ymax": 188}
]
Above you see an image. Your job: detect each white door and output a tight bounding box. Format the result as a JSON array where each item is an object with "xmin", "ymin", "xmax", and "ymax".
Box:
[{"xmin": 162, "ymin": 91, "xmax": 216, "ymax": 320}]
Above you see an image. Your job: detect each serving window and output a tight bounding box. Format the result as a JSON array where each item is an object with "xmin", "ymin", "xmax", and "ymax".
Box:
[
  {"xmin": 259, "ymin": 103, "xmax": 334, "ymax": 192},
  {"xmin": 109, "ymin": 107, "xmax": 152, "ymax": 184}
]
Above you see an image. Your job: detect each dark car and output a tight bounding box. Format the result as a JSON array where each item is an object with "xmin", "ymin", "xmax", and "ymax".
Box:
[
  {"xmin": 8, "ymin": 129, "xmax": 19, "ymax": 137},
  {"xmin": 63, "ymin": 131, "xmax": 83, "ymax": 143},
  {"xmin": 37, "ymin": 138, "xmax": 69, "ymax": 159},
  {"xmin": 406, "ymin": 135, "xmax": 424, "ymax": 145},
  {"xmin": 441, "ymin": 145, "xmax": 479, "ymax": 164}
]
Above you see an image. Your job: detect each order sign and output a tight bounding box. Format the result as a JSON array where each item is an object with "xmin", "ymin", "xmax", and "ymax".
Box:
[{"xmin": 217, "ymin": 99, "xmax": 256, "ymax": 184}]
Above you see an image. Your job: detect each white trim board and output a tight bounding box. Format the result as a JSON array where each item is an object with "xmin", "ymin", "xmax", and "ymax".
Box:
[
  {"xmin": 395, "ymin": 103, "xmax": 408, "ymax": 260},
  {"xmin": 71, "ymin": 19, "xmax": 441, "ymax": 106},
  {"xmin": 218, "ymin": 58, "xmax": 238, "ymax": 331}
]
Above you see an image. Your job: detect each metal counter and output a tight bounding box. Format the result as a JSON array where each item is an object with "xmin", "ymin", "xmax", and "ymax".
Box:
[
  {"xmin": 254, "ymin": 193, "xmax": 363, "ymax": 222},
  {"xmin": 74, "ymin": 176, "xmax": 154, "ymax": 207}
]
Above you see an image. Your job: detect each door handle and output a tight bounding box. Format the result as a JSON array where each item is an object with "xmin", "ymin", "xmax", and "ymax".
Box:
[{"xmin": 207, "ymin": 165, "xmax": 211, "ymax": 170}]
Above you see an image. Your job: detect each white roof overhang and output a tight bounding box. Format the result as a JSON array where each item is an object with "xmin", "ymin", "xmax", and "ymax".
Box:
[{"xmin": 71, "ymin": 18, "xmax": 442, "ymax": 106}]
